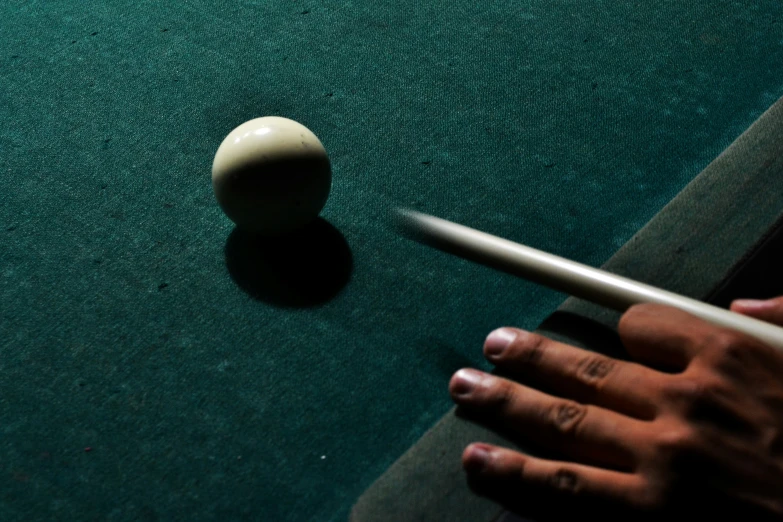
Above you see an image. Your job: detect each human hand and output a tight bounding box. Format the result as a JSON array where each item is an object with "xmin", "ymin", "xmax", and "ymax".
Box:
[{"xmin": 450, "ymin": 298, "xmax": 783, "ymax": 520}]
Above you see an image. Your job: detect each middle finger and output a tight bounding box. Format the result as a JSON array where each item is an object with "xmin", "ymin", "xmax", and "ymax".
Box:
[{"xmin": 450, "ymin": 369, "xmax": 646, "ymax": 471}]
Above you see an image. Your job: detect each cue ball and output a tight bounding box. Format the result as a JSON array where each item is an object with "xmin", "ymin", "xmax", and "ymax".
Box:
[{"xmin": 212, "ymin": 116, "xmax": 332, "ymax": 236}]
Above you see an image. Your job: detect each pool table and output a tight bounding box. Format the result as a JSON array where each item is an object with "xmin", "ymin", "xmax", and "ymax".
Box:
[{"xmin": 1, "ymin": 2, "xmax": 782, "ymax": 521}]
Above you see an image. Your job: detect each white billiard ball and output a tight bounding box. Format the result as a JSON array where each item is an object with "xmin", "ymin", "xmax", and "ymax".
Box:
[{"xmin": 212, "ymin": 116, "xmax": 332, "ymax": 236}]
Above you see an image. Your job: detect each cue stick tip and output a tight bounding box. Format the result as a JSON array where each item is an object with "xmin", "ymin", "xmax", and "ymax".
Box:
[
  {"xmin": 393, "ymin": 208, "xmax": 473, "ymax": 258},
  {"xmin": 393, "ymin": 208, "xmax": 434, "ymax": 244}
]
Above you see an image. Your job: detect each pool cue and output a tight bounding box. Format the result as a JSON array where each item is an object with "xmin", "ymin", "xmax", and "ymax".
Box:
[{"xmin": 397, "ymin": 209, "xmax": 783, "ymax": 351}]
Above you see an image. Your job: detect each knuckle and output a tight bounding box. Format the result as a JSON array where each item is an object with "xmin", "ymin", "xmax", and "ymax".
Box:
[
  {"xmin": 700, "ymin": 329, "xmax": 743, "ymax": 355},
  {"xmin": 548, "ymin": 400, "xmax": 588, "ymax": 436},
  {"xmin": 574, "ymin": 354, "xmax": 616, "ymax": 388},
  {"xmin": 661, "ymin": 375, "xmax": 730, "ymax": 411},
  {"xmin": 654, "ymin": 422, "xmax": 703, "ymax": 460},
  {"xmin": 547, "ymin": 468, "xmax": 581, "ymax": 493},
  {"xmin": 701, "ymin": 329, "xmax": 773, "ymax": 371}
]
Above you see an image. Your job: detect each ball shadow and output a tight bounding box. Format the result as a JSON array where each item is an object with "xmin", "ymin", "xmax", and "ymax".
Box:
[{"xmin": 225, "ymin": 218, "xmax": 353, "ymax": 307}]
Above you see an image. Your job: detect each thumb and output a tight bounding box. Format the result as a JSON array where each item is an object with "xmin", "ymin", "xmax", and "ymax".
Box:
[{"xmin": 730, "ymin": 296, "xmax": 783, "ymax": 327}]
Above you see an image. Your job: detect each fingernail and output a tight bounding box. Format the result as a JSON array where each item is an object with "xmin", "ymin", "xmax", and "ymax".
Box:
[
  {"xmin": 733, "ymin": 299, "xmax": 775, "ymax": 311},
  {"xmin": 464, "ymin": 444, "xmax": 491, "ymax": 473},
  {"xmin": 484, "ymin": 328, "xmax": 517, "ymax": 358},
  {"xmin": 451, "ymin": 369, "xmax": 486, "ymax": 397}
]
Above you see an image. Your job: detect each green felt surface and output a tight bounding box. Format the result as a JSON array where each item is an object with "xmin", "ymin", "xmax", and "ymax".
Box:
[
  {"xmin": 353, "ymin": 93, "xmax": 783, "ymax": 522},
  {"xmin": 1, "ymin": 1, "xmax": 782, "ymax": 521}
]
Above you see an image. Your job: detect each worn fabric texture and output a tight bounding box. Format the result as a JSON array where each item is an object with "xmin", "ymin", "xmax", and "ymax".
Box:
[{"xmin": 352, "ymin": 96, "xmax": 783, "ymax": 521}]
